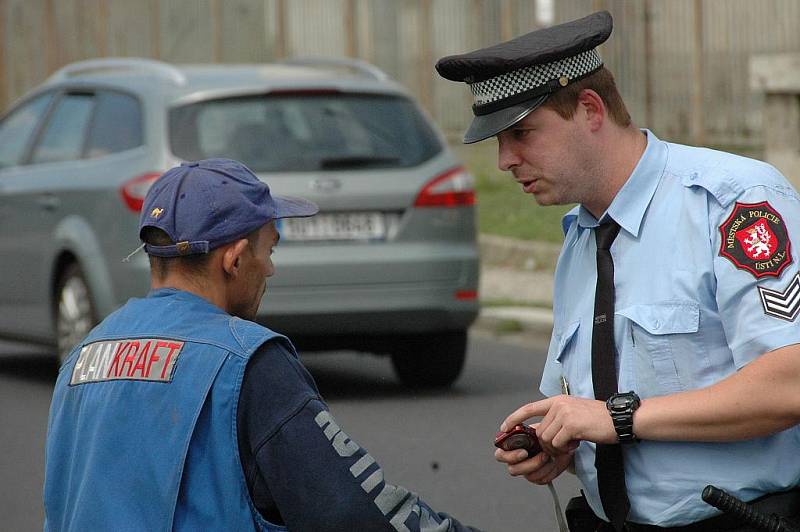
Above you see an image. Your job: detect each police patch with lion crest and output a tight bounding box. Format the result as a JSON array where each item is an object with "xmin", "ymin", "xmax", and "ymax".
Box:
[{"xmin": 719, "ymin": 201, "xmax": 792, "ymax": 279}]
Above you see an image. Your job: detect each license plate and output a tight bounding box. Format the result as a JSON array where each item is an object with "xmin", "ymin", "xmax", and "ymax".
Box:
[{"xmin": 278, "ymin": 212, "xmax": 386, "ymax": 241}]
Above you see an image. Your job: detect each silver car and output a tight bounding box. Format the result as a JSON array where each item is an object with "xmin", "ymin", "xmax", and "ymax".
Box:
[{"xmin": 0, "ymin": 58, "xmax": 479, "ymax": 387}]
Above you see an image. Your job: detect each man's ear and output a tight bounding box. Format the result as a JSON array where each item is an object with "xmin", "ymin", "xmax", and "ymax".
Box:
[
  {"xmin": 577, "ymin": 88, "xmax": 605, "ymax": 132},
  {"xmin": 221, "ymin": 239, "xmax": 250, "ymax": 277}
]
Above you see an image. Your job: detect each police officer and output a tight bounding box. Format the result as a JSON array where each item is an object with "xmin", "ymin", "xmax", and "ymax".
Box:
[
  {"xmin": 44, "ymin": 159, "xmax": 482, "ymax": 531},
  {"xmin": 437, "ymin": 11, "xmax": 800, "ymax": 532}
]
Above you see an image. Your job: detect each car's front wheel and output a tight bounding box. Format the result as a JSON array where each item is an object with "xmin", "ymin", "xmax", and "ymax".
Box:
[
  {"xmin": 55, "ymin": 263, "xmax": 97, "ymax": 365},
  {"xmin": 390, "ymin": 330, "xmax": 467, "ymax": 388}
]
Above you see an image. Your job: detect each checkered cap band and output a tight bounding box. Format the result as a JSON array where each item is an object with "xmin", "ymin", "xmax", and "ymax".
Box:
[{"xmin": 469, "ymin": 49, "xmax": 603, "ymax": 109}]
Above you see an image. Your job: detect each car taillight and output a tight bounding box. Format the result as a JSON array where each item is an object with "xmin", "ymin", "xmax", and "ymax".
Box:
[
  {"xmin": 120, "ymin": 172, "xmax": 162, "ymax": 213},
  {"xmin": 455, "ymin": 290, "xmax": 478, "ymax": 301},
  {"xmin": 414, "ymin": 166, "xmax": 475, "ymax": 207}
]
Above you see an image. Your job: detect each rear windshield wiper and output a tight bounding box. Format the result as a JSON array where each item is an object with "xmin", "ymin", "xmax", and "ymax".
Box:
[{"xmin": 319, "ymin": 155, "xmax": 400, "ymax": 169}]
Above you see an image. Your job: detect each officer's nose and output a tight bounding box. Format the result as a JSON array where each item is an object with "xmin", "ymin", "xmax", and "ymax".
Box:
[{"xmin": 497, "ymin": 136, "xmax": 520, "ymax": 172}]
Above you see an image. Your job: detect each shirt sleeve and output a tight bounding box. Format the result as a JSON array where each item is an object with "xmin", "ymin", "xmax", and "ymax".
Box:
[
  {"xmin": 238, "ymin": 340, "xmax": 482, "ymax": 532},
  {"xmin": 712, "ymin": 182, "xmax": 800, "ymax": 367}
]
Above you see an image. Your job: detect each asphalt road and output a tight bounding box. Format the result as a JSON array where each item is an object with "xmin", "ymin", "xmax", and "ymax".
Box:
[{"xmin": 0, "ymin": 330, "xmax": 581, "ymax": 532}]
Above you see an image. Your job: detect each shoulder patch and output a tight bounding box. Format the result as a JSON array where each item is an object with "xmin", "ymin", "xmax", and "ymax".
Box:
[
  {"xmin": 759, "ymin": 273, "xmax": 800, "ymax": 321},
  {"xmin": 719, "ymin": 201, "xmax": 792, "ymax": 279}
]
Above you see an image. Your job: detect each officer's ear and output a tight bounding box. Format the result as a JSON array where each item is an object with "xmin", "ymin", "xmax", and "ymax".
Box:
[
  {"xmin": 576, "ymin": 88, "xmax": 605, "ymax": 132},
  {"xmin": 221, "ymin": 238, "xmax": 250, "ymax": 277}
]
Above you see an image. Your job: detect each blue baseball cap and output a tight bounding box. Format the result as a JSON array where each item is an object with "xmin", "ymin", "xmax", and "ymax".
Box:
[{"xmin": 139, "ymin": 159, "xmax": 318, "ymax": 257}]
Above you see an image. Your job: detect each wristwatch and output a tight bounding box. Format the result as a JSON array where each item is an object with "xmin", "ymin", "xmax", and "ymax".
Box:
[{"xmin": 606, "ymin": 391, "xmax": 641, "ymax": 443}]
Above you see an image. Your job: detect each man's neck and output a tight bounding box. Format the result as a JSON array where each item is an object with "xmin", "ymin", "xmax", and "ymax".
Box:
[
  {"xmin": 151, "ymin": 274, "xmax": 229, "ymax": 314},
  {"xmin": 585, "ymin": 126, "xmax": 648, "ymax": 220}
]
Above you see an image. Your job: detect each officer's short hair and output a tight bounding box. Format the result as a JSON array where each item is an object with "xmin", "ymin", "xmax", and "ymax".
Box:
[
  {"xmin": 542, "ymin": 67, "xmax": 631, "ymax": 127},
  {"xmin": 142, "ymin": 226, "xmax": 261, "ymax": 280}
]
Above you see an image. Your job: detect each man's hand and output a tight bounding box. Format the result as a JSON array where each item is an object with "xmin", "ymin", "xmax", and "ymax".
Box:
[
  {"xmin": 494, "ymin": 446, "xmax": 573, "ymax": 484},
  {"xmin": 501, "ymin": 395, "xmax": 618, "ymax": 454}
]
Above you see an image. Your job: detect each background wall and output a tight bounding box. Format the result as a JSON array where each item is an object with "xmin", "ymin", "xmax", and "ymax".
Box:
[{"xmin": 2, "ymin": 0, "xmax": 799, "ymax": 151}]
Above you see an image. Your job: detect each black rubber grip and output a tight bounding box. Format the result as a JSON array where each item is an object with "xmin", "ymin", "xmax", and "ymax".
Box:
[{"xmin": 702, "ymin": 485, "xmax": 797, "ymax": 532}]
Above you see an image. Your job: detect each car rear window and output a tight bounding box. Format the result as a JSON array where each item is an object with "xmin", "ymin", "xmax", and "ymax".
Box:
[
  {"xmin": 169, "ymin": 94, "xmax": 442, "ymax": 171},
  {"xmin": 31, "ymin": 93, "xmax": 94, "ymax": 164},
  {"xmin": 0, "ymin": 92, "xmax": 53, "ymax": 169},
  {"xmin": 85, "ymin": 91, "xmax": 143, "ymax": 158}
]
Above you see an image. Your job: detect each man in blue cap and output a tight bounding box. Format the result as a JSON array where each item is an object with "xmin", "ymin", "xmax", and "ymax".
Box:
[
  {"xmin": 438, "ymin": 11, "xmax": 800, "ymax": 532},
  {"xmin": 43, "ymin": 159, "xmax": 481, "ymax": 531}
]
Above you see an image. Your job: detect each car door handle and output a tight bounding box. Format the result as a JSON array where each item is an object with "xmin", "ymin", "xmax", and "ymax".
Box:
[{"xmin": 36, "ymin": 194, "xmax": 61, "ymax": 211}]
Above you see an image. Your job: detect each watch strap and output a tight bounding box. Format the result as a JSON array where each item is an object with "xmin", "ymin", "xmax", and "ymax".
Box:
[
  {"xmin": 611, "ymin": 412, "xmax": 636, "ymax": 442},
  {"xmin": 607, "ymin": 391, "xmax": 640, "ymax": 444}
]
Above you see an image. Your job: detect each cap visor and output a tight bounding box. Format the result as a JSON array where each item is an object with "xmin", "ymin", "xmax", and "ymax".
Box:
[
  {"xmin": 272, "ymin": 195, "xmax": 319, "ymax": 219},
  {"xmin": 463, "ymin": 94, "xmax": 548, "ymax": 144}
]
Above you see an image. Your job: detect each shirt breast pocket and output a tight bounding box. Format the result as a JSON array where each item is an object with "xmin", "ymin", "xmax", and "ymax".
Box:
[
  {"xmin": 553, "ymin": 320, "xmax": 583, "ymax": 393},
  {"xmin": 555, "ymin": 320, "xmax": 580, "ymax": 359},
  {"xmin": 618, "ymin": 301, "xmax": 699, "ymax": 396}
]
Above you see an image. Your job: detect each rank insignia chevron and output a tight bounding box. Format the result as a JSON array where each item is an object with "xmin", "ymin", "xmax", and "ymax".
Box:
[{"xmin": 758, "ymin": 272, "xmax": 800, "ymax": 321}]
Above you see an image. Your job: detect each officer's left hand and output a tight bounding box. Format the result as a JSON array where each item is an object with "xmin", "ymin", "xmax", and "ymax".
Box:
[
  {"xmin": 501, "ymin": 395, "xmax": 617, "ymax": 454},
  {"xmin": 494, "ymin": 445, "xmax": 573, "ymax": 484}
]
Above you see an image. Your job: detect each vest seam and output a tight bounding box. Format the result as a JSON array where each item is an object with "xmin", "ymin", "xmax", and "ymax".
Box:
[
  {"xmin": 229, "ymin": 316, "xmax": 290, "ymax": 357},
  {"xmin": 229, "ymin": 317, "xmax": 248, "ymax": 350},
  {"xmin": 166, "ymin": 351, "xmax": 230, "ymax": 531},
  {"xmin": 229, "ymin": 347, "xmax": 278, "ymax": 530}
]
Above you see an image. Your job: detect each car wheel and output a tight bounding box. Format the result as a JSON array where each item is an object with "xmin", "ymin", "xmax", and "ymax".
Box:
[
  {"xmin": 55, "ymin": 263, "xmax": 97, "ymax": 364},
  {"xmin": 390, "ymin": 330, "xmax": 467, "ymax": 388}
]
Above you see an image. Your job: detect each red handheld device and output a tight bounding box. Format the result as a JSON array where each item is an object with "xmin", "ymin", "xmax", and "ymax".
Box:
[{"xmin": 494, "ymin": 424, "xmax": 542, "ymax": 456}]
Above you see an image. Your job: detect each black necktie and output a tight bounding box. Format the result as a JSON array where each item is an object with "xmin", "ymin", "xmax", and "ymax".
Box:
[{"xmin": 591, "ymin": 221, "xmax": 629, "ymax": 531}]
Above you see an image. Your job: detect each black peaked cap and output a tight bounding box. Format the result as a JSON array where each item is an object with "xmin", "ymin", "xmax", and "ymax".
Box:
[{"xmin": 436, "ymin": 11, "xmax": 612, "ymax": 83}]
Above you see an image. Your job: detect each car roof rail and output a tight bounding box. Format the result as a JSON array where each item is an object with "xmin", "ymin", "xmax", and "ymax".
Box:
[
  {"xmin": 278, "ymin": 56, "xmax": 389, "ymax": 81},
  {"xmin": 48, "ymin": 57, "xmax": 187, "ymax": 86}
]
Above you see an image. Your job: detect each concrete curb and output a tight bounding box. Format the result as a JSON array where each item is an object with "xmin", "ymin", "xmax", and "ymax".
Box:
[
  {"xmin": 474, "ymin": 306, "xmax": 554, "ymax": 337},
  {"xmin": 474, "ymin": 235, "xmax": 557, "ymax": 338},
  {"xmin": 478, "ymin": 234, "xmax": 561, "ymax": 271}
]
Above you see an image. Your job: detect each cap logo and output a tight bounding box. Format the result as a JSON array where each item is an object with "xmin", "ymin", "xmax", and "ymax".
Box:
[
  {"xmin": 176, "ymin": 241, "xmax": 191, "ymax": 255},
  {"xmin": 559, "ymin": 76, "xmax": 569, "ymax": 87},
  {"xmin": 150, "ymin": 207, "xmax": 164, "ymax": 218}
]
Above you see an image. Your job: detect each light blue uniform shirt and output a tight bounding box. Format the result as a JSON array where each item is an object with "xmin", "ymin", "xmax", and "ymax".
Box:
[{"xmin": 541, "ymin": 130, "xmax": 800, "ymax": 526}]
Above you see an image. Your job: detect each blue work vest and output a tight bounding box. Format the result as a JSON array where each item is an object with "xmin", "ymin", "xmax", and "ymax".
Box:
[{"xmin": 44, "ymin": 288, "xmax": 287, "ymax": 532}]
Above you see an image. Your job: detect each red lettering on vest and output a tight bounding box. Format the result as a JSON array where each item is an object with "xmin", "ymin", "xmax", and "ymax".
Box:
[
  {"xmin": 160, "ymin": 342, "xmax": 182, "ymax": 379},
  {"xmin": 146, "ymin": 341, "xmax": 167, "ymax": 378},
  {"xmin": 106, "ymin": 341, "xmax": 130, "ymax": 378},
  {"xmin": 119, "ymin": 341, "xmax": 140, "ymax": 376},
  {"xmin": 129, "ymin": 340, "xmax": 152, "ymax": 378}
]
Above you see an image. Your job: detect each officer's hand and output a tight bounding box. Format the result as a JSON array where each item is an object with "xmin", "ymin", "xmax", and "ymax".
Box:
[
  {"xmin": 501, "ymin": 395, "xmax": 617, "ymax": 454},
  {"xmin": 494, "ymin": 446, "xmax": 573, "ymax": 485}
]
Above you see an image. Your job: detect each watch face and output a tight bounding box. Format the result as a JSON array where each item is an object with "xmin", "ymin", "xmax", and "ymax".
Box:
[
  {"xmin": 609, "ymin": 393, "xmax": 637, "ymax": 410},
  {"xmin": 609, "ymin": 395, "xmax": 629, "ymax": 409}
]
